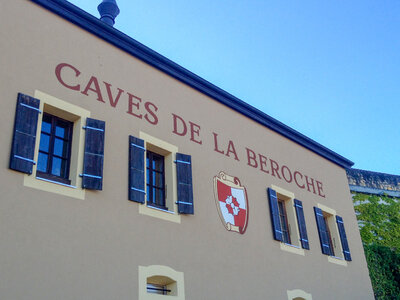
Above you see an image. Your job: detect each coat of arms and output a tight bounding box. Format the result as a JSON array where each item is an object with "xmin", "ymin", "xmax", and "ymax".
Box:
[{"xmin": 213, "ymin": 171, "xmax": 249, "ymax": 234}]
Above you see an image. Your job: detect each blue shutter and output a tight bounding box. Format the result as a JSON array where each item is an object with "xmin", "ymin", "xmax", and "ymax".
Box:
[
  {"xmin": 314, "ymin": 207, "xmax": 332, "ymax": 255},
  {"xmin": 294, "ymin": 199, "xmax": 309, "ymax": 250},
  {"xmin": 128, "ymin": 135, "xmax": 145, "ymax": 203},
  {"xmin": 336, "ymin": 215, "xmax": 352, "ymax": 261},
  {"xmin": 175, "ymin": 153, "xmax": 193, "ymax": 214},
  {"xmin": 267, "ymin": 188, "xmax": 283, "ymax": 242},
  {"xmin": 81, "ymin": 118, "xmax": 105, "ymax": 190},
  {"xmin": 9, "ymin": 93, "xmax": 41, "ymax": 174}
]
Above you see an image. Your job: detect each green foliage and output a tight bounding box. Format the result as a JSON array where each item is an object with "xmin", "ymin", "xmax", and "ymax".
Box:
[
  {"xmin": 364, "ymin": 244, "xmax": 400, "ymax": 299},
  {"xmin": 353, "ymin": 193, "xmax": 400, "ymax": 252},
  {"xmin": 353, "ymin": 193, "xmax": 400, "ymax": 299}
]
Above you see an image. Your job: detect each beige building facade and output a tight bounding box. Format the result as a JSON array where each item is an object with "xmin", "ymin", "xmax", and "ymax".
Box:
[{"xmin": 0, "ymin": 1, "xmax": 374, "ymax": 299}]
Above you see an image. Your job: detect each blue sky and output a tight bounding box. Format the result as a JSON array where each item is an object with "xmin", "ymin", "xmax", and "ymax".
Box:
[{"xmin": 69, "ymin": 0, "xmax": 399, "ymax": 175}]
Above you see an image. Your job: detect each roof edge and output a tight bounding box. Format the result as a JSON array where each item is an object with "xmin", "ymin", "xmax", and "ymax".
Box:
[{"xmin": 29, "ymin": 0, "xmax": 354, "ymax": 169}]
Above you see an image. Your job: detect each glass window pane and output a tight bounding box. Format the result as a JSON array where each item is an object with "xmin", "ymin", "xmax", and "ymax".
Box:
[
  {"xmin": 54, "ymin": 138, "xmax": 68, "ymax": 157},
  {"xmin": 146, "ymin": 185, "xmax": 150, "ymax": 203},
  {"xmin": 156, "ymin": 188, "xmax": 164, "ymax": 206},
  {"xmin": 152, "ymin": 187, "xmax": 156, "ymax": 203},
  {"xmin": 39, "ymin": 133, "xmax": 50, "ymax": 152},
  {"xmin": 37, "ymin": 153, "xmax": 48, "ymax": 172},
  {"xmin": 153, "ymin": 156, "xmax": 163, "ymax": 172},
  {"xmin": 51, "ymin": 157, "xmax": 62, "ymax": 176},
  {"xmin": 55, "ymin": 125, "xmax": 66, "ymax": 138},
  {"xmin": 155, "ymin": 172, "xmax": 163, "ymax": 188},
  {"xmin": 41, "ymin": 119, "xmax": 51, "ymax": 133}
]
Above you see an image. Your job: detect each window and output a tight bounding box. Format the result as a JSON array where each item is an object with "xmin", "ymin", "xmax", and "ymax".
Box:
[
  {"xmin": 146, "ymin": 151, "xmax": 166, "ymax": 210},
  {"xmin": 314, "ymin": 204, "xmax": 351, "ymax": 262},
  {"xmin": 36, "ymin": 113, "xmax": 73, "ymax": 184},
  {"xmin": 138, "ymin": 265, "xmax": 185, "ymax": 300},
  {"xmin": 278, "ymin": 199, "xmax": 291, "ymax": 244},
  {"xmin": 267, "ymin": 186, "xmax": 309, "ymax": 253},
  {"xmin": 129, "ymin": 132, "xmax": 194, "ymax": 223},
  {"xmin": 9, "ymin": 91, "xmax": 105, "ymax": 199}
]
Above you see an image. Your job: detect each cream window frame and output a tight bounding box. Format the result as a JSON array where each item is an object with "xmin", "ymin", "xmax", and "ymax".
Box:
[
  {"xmin": 23, "ymin": 90, "xmax": 90, "ymax": 200},
  {"xmin": 271, "ymin": 185, "xmax": 305, "ymax": 256},
  {"xmin": 317, "ymin": 203, "xmax": 348, "ymax": 266},
  {"xmin": 138, "ymin": 132, "xmax": 181, "ymax": 224},
  {"xmin": 139, "ymin": 265, "xmax": 185, "ymax": 300},
  {"xmin": 287, "ymin": 289, "xmax": 312, "ymax": 300}
]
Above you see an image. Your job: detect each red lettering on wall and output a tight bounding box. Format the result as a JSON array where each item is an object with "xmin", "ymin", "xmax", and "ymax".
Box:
[
  {"xmin": 144, "ymin": 102, "xmax": 158, "ymax": 125},
  {"xmin": 189, "ymin": 122, "xmax": 202, "ymax": 145},
  {"xmin": 126, "ymin": 92, "xmax": 143, "ymax": 119},
  {"xmin": 281, "ymin": 165, "xmax": 293, "ymax": 183},
  {"xmin": 213, "ymin": 133, "xmax": 225, "ymax": 155},
  {"xmin": 270, "ymin": 159, "xmax": 282, "ymax": 179},
  {"xmin": 245, "ymin": 148, "xmax": 257, "ymax": 168},
  {"xmin": 103, "ymin": 81, "xmax": 124, "ymax": 108},
  {"xmin": 258, "ymin": 154, "xmax": 269, "ymax": 173},
  {"xmin": 81, "ymin": 76, "xmax": 105, "ymax": 103},
  {"xmin": 316, "ymin": 180, "xmax": 326, "ymax": 198},
  {"xmin": 172, "ymin": 114, "xmax": 187, "ymax": 136},
  {"xmin": 305, "ymin": 176, "xmax": 316, "ymax": 194},
  {"xmin": 55, "ymin": 63, "xmax": 81, "ymax": 91},
  {"xmin": 294, "ymin": 171, "xmax": 305, "ymax": 189},
  {"xmin": 226, "ymin": 140, "xmax": 239, "ymax": 161}
]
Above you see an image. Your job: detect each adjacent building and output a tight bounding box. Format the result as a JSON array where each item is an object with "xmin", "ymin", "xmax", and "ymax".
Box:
[{"xmin": 0, "ymin": 1, "xmax": 374, "ymax": 299}]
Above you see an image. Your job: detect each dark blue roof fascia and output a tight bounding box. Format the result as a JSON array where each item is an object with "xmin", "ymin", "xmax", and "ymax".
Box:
[{"xmin": 29, "ymin": 0, "xmax": 354, "ymax": 169}]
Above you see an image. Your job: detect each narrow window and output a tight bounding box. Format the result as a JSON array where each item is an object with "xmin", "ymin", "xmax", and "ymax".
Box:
[
  {"xmin": 146, "ymin": 151, "xmax": 166, "ymax": 210},
  {"xmin": 323, "ymin": 215, "xmax": 334, "ymax": 256},
  {"xmin": 278, "ymin": 199, "xmax": 291, "ymax": 244},
  {"xmin": 36, "ymin": 113, "xmax": 73, "ymax": 184}
]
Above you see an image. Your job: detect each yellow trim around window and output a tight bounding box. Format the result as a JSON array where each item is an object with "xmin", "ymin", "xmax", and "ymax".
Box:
[
  {"xmin": 139, "ymin": 265, "xmax": 185, "ymax": 300},
  {"xmin": 23, "ymin": 90, "xmax": 90, "ymax": 200},
  {"xmin": 287, "ymin": 289, "xmax": 312, "ymax": 300},
  {"xmin": 271, "ymin": 184, "xmax": 304, "ymax": 255},
  {"xmin": 316, "ymin": 203, "xmax": 347, "ymax": 265},
  {"xmin": 138, "ymin": 132, "xmax": 181, "ymax": 224}
]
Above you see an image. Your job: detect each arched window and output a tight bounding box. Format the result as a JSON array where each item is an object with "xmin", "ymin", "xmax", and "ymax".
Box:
[
  {"xmin": 139, "ymin": 265, "xmax": 185, "ymax": 300},
  {"xmin": 287, "ymin": 289, "xmax": 312, "ymax": 300}
]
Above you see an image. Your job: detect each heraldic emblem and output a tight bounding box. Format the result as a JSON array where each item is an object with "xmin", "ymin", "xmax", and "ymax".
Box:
[{"xmin": 213, "ymin": 171, "xmax": 249, "ymax": 234}]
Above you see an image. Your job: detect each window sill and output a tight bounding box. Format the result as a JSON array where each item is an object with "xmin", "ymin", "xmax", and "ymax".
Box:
[
  {"xmin": 24, "ymin": 173, "xmax": 85, "ymax": 200},
  {"xmin": 146, "ymin": 204, "xmax": 174, "ymax": 214},
  {"xmin": 139, "ymin": 203, "xmax": 181, "ymax": 223},
  {"xmin": 280, "ymin": 242, "xmax": 305, "ymax": 256},
  {"xmin": 328, "ymin": 255, "xmax": 348, "ymax": 266},
  {"xmin": 36, "ymin": 176, "xmax": 76, "ymax": 188}
]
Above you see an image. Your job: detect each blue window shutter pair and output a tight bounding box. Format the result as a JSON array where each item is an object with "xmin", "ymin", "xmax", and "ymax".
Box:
[
  {"xmin": 9, "ymin": 93, "xmax": 105, "ymax": 190},
  {"xmin": 314, "ymin": 207, "xmax": 352, "ymax": 261},
  {"xmin": 267, "ymin": 188, "xmax": 309, "ymax": 249},
  {"xmin": 128, "ymin": 135, "xmax": 194, "ymax": 214}
]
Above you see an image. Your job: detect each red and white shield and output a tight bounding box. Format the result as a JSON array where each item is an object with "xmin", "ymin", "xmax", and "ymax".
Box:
[{"xmin": 213, "ymin": 171, "xmax": 249, "ymax": 234}]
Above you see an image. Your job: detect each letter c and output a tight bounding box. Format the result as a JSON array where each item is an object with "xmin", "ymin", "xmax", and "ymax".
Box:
[
  {"xmin": 294, "ymin": 171, "xmax": 305, "ymax": 189},
  {"xmin": 55, "ymin": 63, "xmax": 81, "ymax": 91}
]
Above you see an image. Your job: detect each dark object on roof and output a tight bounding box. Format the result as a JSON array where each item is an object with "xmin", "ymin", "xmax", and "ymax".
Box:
[{"xmin": 97, "ymin": 0, "xmax": 119, "ymax": 26}]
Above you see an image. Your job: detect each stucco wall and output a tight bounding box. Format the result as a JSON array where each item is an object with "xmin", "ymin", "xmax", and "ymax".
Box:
[{"xmin": 0, "ymin": 1, "xmax": 373, "ymax": 299}]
